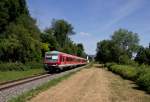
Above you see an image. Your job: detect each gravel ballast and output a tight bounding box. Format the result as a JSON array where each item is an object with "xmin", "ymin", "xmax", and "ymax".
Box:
[{"xmin": 0, "ymin": 65, "xmax": 87, "ymax": 102}]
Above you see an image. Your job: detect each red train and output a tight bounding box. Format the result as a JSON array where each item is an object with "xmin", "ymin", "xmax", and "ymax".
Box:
[{"xmin": 44, "ymin": 51, "xmax": 87, "ymax": 72}]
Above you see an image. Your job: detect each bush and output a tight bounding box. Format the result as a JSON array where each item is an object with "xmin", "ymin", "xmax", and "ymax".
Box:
[
  {"xmin": 136, "ymin": 65, "xmax": 150, "ymax": 93},
  {"xmin": 106, "ymin": 63, "xmax": 150, "ymax": 93},
  {"xmin": 108, "ymin": 64, "xmax": 138, "ymax": 80},
  {"xmin": 137, "ymin": 72, "xmax": 150, "ymax": 93},
  {"xmin": 104, "ymin": 63, "xmax": 115, "ymax": 68},
  {"xmin": 25, "ymin": 62, "xmax": 43, "ymax": 69},
  {"xmin": 0, "ymin": 63, "xmax": 27, "ymax": 71},
  {"xmin": 0, "ymin": 62, "xmax": 43, "ymax": 71},
  {"xmin": 136, "ymin": 64, "xmax": 150, "ymax": 76}
]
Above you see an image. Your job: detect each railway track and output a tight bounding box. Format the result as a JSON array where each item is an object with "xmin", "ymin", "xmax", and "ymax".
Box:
[
  {"xmin": 0, "ymin": 73, "xmax": 51, "ymax": 91},
  {"xmin": 0, "ymin": 65, "xmax": 88, "ymax": 102}
]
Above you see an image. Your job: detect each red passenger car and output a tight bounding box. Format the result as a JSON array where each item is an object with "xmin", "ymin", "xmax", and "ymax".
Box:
[{"xmin": 44, "ymin": 51, "xmax": 87, "ymax": 72}]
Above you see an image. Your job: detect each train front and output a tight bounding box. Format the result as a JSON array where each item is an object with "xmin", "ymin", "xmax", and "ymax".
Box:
[{"xmin": 44, "ymin": 51, "xmax": 60, "ymax": 72}]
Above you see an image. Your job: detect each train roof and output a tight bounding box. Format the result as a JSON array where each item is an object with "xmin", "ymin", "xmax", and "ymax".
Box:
[
  {"xmin": 46, "ymin": 51, "xmax": 86, "ymax": 60},
  {"xmin": 46, "ymin": 51, "xmax": 59, "ymax": 54}
]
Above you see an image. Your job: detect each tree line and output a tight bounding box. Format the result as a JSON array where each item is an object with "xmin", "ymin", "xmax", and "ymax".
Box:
[
  {"xmin": 95, "ymin": 28, "xmax": 150, "ymax": 65},
  {"xmin": 0, "ymin": 0, "xmax": 86, "ymax": 63}
]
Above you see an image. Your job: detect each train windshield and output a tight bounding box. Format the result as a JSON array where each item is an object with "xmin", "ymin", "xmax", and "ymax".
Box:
[{"xmin": 45, "ymin": 54, "xmax": 58, "ymax": 62}]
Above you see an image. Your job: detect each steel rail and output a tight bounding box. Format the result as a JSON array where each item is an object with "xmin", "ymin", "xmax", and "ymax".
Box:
[{"xmin": 0, "ymin": 73, "xmax": 51, "ymax": 91}]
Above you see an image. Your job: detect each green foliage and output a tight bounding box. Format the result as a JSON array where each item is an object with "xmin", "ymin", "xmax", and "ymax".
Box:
[
  {"xmin": 0, "ymin": 62, "xmax": 43, "ymax": 71},
  {"xmin": 136, "ymin": 65, "xmax": 150, "ymax": 92},
  {"xmin": 76, "ymin": 43, "xmax": 86, "ymax": 57},
  {"xmin": 1, "ymin": 22, "xmax": 41, "ymax": 62},
  {"xmin": 41, "ymin": 30, "xmax": 59, "ymax": 50},
  {"xmin": 51, "ymin": 19, "xmax": 75, "ymax": 48},
  {"xmin": 25, "ymin": 62, "xmax": 43, "ymax": 69},
  {"xmin": 108, "ymin": 64, "xmax": 138, "ymax": 80},
  {"xmin": 104, "ymin": 62, "xmax": 116, "ymax": 68},
  {"xmin": 0, "ymin": 63, "xmax": 27, "ymax": 71},
  {"xmin": 0, "ymin": 0, "xmax": 41, "ymax": 63},
  {"xmin": 41, "ymin": 43, "xmax": 49, "ymax": 57},
  {"xmin": 106, "ymin": 63, "xmax": 150, "ymax": 93},
  {"xmin": 0, "ymin": 0, "xmax": 28, "ymax": 34},
  {"xmin": 135, "ymin": 45, "xmax": 150, "ymax": 65},
  {"xmin": 95, "ymin": 40, "xmax": 123, "ymax": 63},
  {"xmin": 137, "ymin": 72, "xmax": 150, "ymax": 92},
  {"xmin": 41, "ymin": 19, "xmax": 86, "ymax": 58},
  {"xmin": 96, "ymin": 28, "xmax": 140, "ymax": 64},
  {"xmin": 0, "ymin": 0, "xmax": 86, "ymax": 67},
  {"xmin": 112, "ymin": 29, "xmax": 139, "ymax": 56}
]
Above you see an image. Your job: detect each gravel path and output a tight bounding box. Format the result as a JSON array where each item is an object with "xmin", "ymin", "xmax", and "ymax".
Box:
[
  {"xmin": 0, "ymin": 66, "xmax": 86, "ymax": 102},
  {"xmin": 30, "ymin": 64, "xmax": 150, "ymax": 102}
]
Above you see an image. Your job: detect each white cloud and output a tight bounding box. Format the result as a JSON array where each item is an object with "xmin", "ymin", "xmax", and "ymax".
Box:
[{"xmin": 79, "ymin": 32, "xmax": 91, "ymax": 36}]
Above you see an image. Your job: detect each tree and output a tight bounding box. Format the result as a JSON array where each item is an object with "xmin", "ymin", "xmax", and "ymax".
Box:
[
  {"xmin": 135, "ymin": 45, "xmax": 150, "ymax": 65},
  {"xmin": 95, "ymin": 28, "xmax": 140, "ymax": 64},
  {"xmin": 41, "ymin": 43, "xmax": 49, "ymax": 57},
  {"xmin": 41, "ymin": 29, "xmax": 59, "ymax": 51},
  {"xmin": 0, "ymin": 0, "xmax": 42, "ymax": 63},
  {"xmin": 95, "ymin": 40, "xmax": 122, "ymax": 63},
  {"xmin": 41, "ymin": 19, "xmax": 86, "ymax": 57},
  {"xmin": 0, "ymin": 0, "xmax": 28, "ymax": 34},
  {"xmin": 0, "ymin": 0, "xmax": 86, "ymax": 63},
  {"xmin": 51, "ymin": 19, "xmax": 75, "ymax": 48},
  {"xmin": 76, "ymin": 43, "xmax": 86, "ymax": 57},
  {"xmin": 112, "ymin": 29, "xmax": 139, "ymax": 58}
]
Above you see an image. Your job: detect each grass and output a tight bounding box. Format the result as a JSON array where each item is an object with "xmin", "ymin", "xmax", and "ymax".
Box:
[
  {"xmin": 8, "ymin": 68, "xmax": 82, "ymax": 102},
  {"xmin": 0, "ymin": 68, "xmax": 44, "ymax": 83},
  {"xmin": 105, "ymin": 63, "xmax": 150, "ymax": 93},
  {"xmin": 109, "ymin": 71, "xmax": 150, "ymax": 102}
]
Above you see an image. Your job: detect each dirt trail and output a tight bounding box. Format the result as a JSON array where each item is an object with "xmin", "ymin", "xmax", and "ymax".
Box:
[{"xmin": 30, "ymin": 64, "xmax": 150, "ymax": 102}]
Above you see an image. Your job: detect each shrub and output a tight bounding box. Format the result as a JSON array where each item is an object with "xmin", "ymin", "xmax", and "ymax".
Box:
[
  {"xmin": 25, "ymin": 62, "xmax": 43, "ymax": 69},
  {"xmin": 137, "ymin": 72, "xmax": 150, "ymax": 93},
  {"xmin": 0, "ymin": 62, "xmax": 43, "ymax": 71},
  {"xmin": 137, "ymin": 65, "xmax": 150, "ymax": 93},
  {"xmin": 136, "ymin": 64, "xmax": 150, "ymax": 77},
  {"xmin": 106, "ymin": 63, "xmax": 150, "ymax": 93},
  {"xmin": 104, "ymin": 63, "xmax": 115, "ymax": 68},
  {"xmin": 0, "ymin": 63, "xmax": 27, "ymax": 71},
  {"xmin": 108, "ymin": 64, "xmax": 138, "ymax": 80}
]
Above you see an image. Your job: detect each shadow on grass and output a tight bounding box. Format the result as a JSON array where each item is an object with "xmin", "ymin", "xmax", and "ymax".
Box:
[
  {"xmin": 107, "ymin": 69, "xmax": 150, "ymax": 95},
  {"xmin": 110, "ymin": 71, "xmax": 150, "ymax": 95},
  {"xmin": 131, "ymin": 82, "xmax": 150, "ymax": 95}
]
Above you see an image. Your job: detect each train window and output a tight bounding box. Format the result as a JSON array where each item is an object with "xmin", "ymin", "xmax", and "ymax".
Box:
[
  {"xmin": 60, "ymin": 56, "xmax": 63, "ymax": 62},
  {"xmin": 61, "ymin": 56, "xmax": 65, "ymax": 62},
  {"xmin": 45, "ymin": 54, "xmax": 58, "ymax": 62},
  {"xmin": 63, "ymin": 57, "xmax": 65, "ymax": 62},
  {"xmin": 67, "ymin": 57, "xmax": 71, "ymax": 62}
]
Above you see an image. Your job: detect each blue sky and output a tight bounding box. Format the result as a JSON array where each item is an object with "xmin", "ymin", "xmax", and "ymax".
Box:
[{"xmin": 27, "ymin": 0, "xmax": 150, "ymax": 55}]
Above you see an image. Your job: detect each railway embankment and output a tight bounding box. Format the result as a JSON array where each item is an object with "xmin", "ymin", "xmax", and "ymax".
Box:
[
  {"xmin": 0, "ymin": 62, "xmax": 44, "ymax": 84},
  {"xmin": 0, "ymin": 64, "xmax": 89, "ymax": 102}
]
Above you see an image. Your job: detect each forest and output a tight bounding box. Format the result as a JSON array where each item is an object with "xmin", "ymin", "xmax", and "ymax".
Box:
[{"xmin": 0, "ymin": 0, "xmax": 86, "ymax": 71}]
